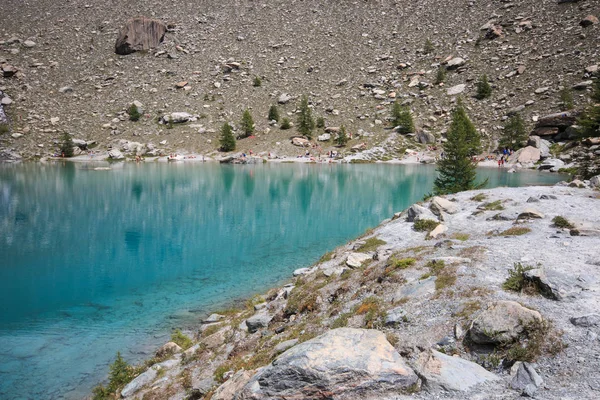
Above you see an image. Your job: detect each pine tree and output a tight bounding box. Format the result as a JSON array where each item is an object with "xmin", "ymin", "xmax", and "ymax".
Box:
[
  {"xmin": 499, "ymin": 114, "xmax": 528, "ymax": 150},
  {"xmin": 280, "ymin": 117, "xmax": 291, "ymax": 130},
  {"xmin": 239, "ymin": 109, "xmax": 254, "ymax": 138},
  {"xmin": 253, "ymin": 76, "xmax": 262, "ymax": 87},
  {"xmin": 336, "ymin": 125, "xmax": 349, "ymax": 146},
  {"xmin": 391, "ymin": 102, "xmax": 415, "ymax": 134},
  {"xmin": 453, "ymin": 100, "xmax": 481, "ymax": 157},
  {"xmin": 578, "ymin": 77, "xmax": 600, "ymax": 138},
  {"xmin": 434, "ymin": 105, "xmax": 485, "ymax": 195},
  {"xmin": 108, "ymin": 352, "xmax": 133, "ymax": 392},
  {"xmin": 297, "ymin": 95, "xmax": 315, "ymax": 138},
  {"xmin": 219, "ymin": 122, "xmax": 236, "ymax": 151},
  {"xmin": 268, "ymin": 105, "xmax": 280, "ymax": 122},
  {"xmin": 316, "ymin": 116, "xmax": 325, "ymax": 129},
  {"xmin": 424, "ymin": 38, "xmax": 434, "ymax": 54},
  {"xmin": 127, "ymin": 104, "xmax": 141, "ymax": 121},
  {"xmin": 60, "ymin": 132, "xmax": 74, "ymax": 157},
  {"xmin": 435, "ymin": 66, "xmax": 446, "ymax": 85},
  {"xmin": 475, "ymin": 74, "xmax": 492, "ymax": 99}
]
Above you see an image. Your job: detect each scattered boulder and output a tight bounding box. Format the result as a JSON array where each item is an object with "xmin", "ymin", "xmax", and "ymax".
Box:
[
  {"xmin": 510, "ymin": 362, "xmax": 543, "ymax": 397},
  {"xmin": 346, "ymin": 252, "xmax": 372, "ymax": 268},
  {"xmin": 162, "ymin": 112, "xmax": 193, "ymax": 124},
  {"xmin": 447, "ymin": 84, "xmax": 466, "ymax": 96},
  {"xmin": 416, "ymin": 349, "xmax": 500, "ymax": 392},
  {"xmin": 317, "ymin": 133, "xmax": 331, "ymax": 141},
  {"xmin": 115, "ymin": 17, "xmax": 167, "ymax": 55},
  {"xmin": 416, "ymin": 132, "xmax": 436, "ymax": 144},
  {"xmin": 156, "ymin": 342, "xmax": 182, "ymax": 358},
  {"xmin": 535, "ymin": 112, "xmax": 578, "ymax": 129},
  {"xmin": 274, "ymin": 339, "xmax": 299, "ymax": 354},
  {"xmin": 238, "ymin": 328, "xmax": 419, "ymax": 398},
  {"xmin": 407, "ymin": 204, "xmax": 438, "ymax": 222},
  {"xmin": 385, "ymin": 307, "xmax": 407, "ymax": 326},
  {"xmin": 516, "ymin": 146, "xmax": 541, "ymax": 163},
  {"xmin": 291, "ymin": 137, "xmax": 310, "ymax": 147},
  {"xmin": 538, "ymin": 158, "xmax": 565, "ymax": 171},
  {"xmin": 203, "ymin": 313, "xmax": 224, "ymax": 324},
  {"xmin": 245, "ymin": 311, "xmax": 272, "ymax": 333},
  {"xmin": 278, "ymin": 93, "xmax": 292, "ymax": 104},
  {"xmin": 121, "ymin": 367, "xmax": 158, "ymax": 398},
  {"xmin": 430, "ymin": 197, "xmax": 458, "ymax": 216},
  {"xmin": 446, "ymin": 57, "xmax": 466, "ymax": 69},
  {"xmin": 570, "ymin": 314, "xmax": 600, "ymax": 328},
  {"xmin": 523, "ymin": 267, "xmax": 576, "ymax": 300},
  {"xmin": 1, "ymin": 64, "xmax": 18, "ymax": 78},
  {"xmin": 580, "ymin": 15, "xmax": 599, "ymax": 27},
  {"xmin": 428, "ymin": 224, "xmax": 448, "ymax": 239},
  {"xmin": 469, "ymin": 301, "xmax": 543, "ymax": 345},
  {"xmin": 517, "ymin": 208, "xmax": 545, "ymax": 219},
  {"xmin": 212, "ymin": 370, "xmax": 254, "ymax": 400},
  {"xmin": 108, "ymin": 149, "xmax": 125, "ymax": 160}
]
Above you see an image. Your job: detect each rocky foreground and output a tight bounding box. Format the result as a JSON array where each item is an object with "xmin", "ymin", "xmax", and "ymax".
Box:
[{"xmin": 104, "ymin": 182, "xmax": 600, "ymax": 400}]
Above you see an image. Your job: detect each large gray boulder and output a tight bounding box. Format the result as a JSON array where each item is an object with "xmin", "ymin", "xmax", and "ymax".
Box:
[
  {"xmin": 121, "ymin": 367, "xmax": 158, "ymax": 397},
  {"xmin": 416, "ymin": 349, "xmax": 500, "ymax": 392},
  {"xmin": 115, "ymin": 17, "xmax": 167, "ymax": 55},
  {"xmin": 245, "ymin": 311, "xmax": 272, "ymax": 333},
  {"xmin": 430, "ymin": 197, "xmax": 458, "ymax": 216},
  {"xmin": 516, "ymin": 146, "xmax": 541, "ymax": 163},
  {"xmin": 469, "ymin": 301, "xmax": 543, "ymax": 345},
  {"xmin": 108, "ymin": 149, "xmax": 125, "ymax": 160},
  {"xmin": 524, "ymin": 267, "xmax": 577, "ymax": 300},
  {"xmin": 570, "ymin": 314, "xmax": 600, "ymax": 328},
  {"xmin": 213, "ymin": 370, "xmax": 254, "ymax": 400},
  {"xmin": 239, "ymin": 328, "xmax": 419, "ymax": 399},
  {"xmin": 510, "ymin": 361, "xmax": 543, "ymax": 397},
  {"xmin": 406, "ymin": 204, "xmax": 438, "ymax": 222}
]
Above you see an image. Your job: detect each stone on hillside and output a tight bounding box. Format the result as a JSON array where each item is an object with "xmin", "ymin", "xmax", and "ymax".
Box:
[
  {"xmin": 278, "ymin": 93, "xmax": 292, "ymax": 104},
  {"xmin": 385, "ymin": 307, "xmax": 407, "ymax": 326},
  {"xmin": 317, "ymin": 133, "xmax": 331, "ymax": 141},
  {"xmin": 524, "ymin": 268, "xmax": 576, "ymax": 300},
  {"xmin": 324, "ymin": 126, "xmax": 340, "ymax": 133},
  {"xmin": 573, "ymin": 81, "xmax": 593, "ymax": 90},
  {"xmin": 516, "ymin": 146, "xmax": 541, "ymax": 163},
  {"xmin": 121, "ymin": 367, "xmax": 158, "ymax": 397},
  {"xmin": 428, "ymin": 224, "xmax": 448, "ymax": 239},
  {"xmin": 293, "ymin": 267, "xmax": 311, "ymax": 276},
  {"xmin": 2, "ymin": 64, "xmax": 18, "ymax": 78},
  {"xmin": 213, "ymin": 370, "xmax": 254, "ymax": 400},
  {"xmin": 291, "ymin": 137, "xmax": 309, "ymax": 147},
  {"xmin": 108, "ymin": 149, "xmax": 125, "ymax": 160},
  {"xmin": 430, "ymin": 197, "xmax": 458, "ymax": 216},
  {"xmin": 589, "ymin": 175, "xmax": 600, "ymax": 188},
  {"xmin": 274, "ymin": 339, "xmax": 299, "ymax": 354},
  {"xmin": 203, "ymin": 313, "xmax": 224, "ymax": 324},
  {"xmin": 59, "ymin": 86, "xmax": 74, "ymax": 94},
  {"xmin": 517, "ymin": 208, "xmax": 544, "ymax": 219},
  {"xmin": 532, "ymin": 127, "xmax": 559, "ymax": 137},
  {"xmin": 417, "ymin": 132, "xmax": 436, "ymax": 144},
  {"xmin": 246, "ymin": 311, "xmax": 272, "ymax": 333},
  {"xmin": 163, "ymin": 112, "xmax": 192, "ymax": 124},
  {"xmin": 469, "ymin": 301, "xmax": 543, "ymax": 345},
  {"xmin": 239, "ymin": 328, "xmax": 419, "ymax": 398},
  {"xmin": 23, "ymin": 40, "xmax": 36, "ymax": 48},
  {"xmin": 407, "ymin": 204, "xmax": 438, "ymax": 222},
  {"xmin": 570, "ymin": 314, "xmax": 600, "ymax": 328},
  {"xmin": 538, "ymin": 158, "xmax": 564, "ymax": 171},
  {"xmin": 536, "ymin": 112, "xmax": 578, "ymax": 128},
  {"xmin": 156, "ymin": 342, "xmax": 182, "ymax": 357},
  {"xmin": 346, "ymin": 252, "xmax": 372, "ymax": 268},
  {"xmin": 511, "ymin": 362, "xmax": 543, "ymax": 397},
  {"xmin": 1, "ymin": 95, "xmax": 13, "ymax": 105},
  {"xmin": 393, "ymin": 276, "xmax": 437, "ymax": 300},
  {"xmin": 486, "ymin": 25, "xmax": 503, "ymax": 39},
  {"xmin": 446, "ymin": 57, "xmax": 466, "ymax": 69},
  {"xmin": 580, "ymin": 15, "xmax": 599, "ymax": 27},
  {"xmin": 416, "ymin": 349, "xmax": 500, "ymax": 392},
  {"xmin": 115, "ymin": 17, "xmax": 167, "ymax": 55}
]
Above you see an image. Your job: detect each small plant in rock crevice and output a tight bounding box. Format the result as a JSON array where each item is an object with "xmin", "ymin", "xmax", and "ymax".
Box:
[
  {"xmin": 413, "ymin": 219, "xmax": 439, "ymax": 233},
  {"xmin": 551, "ymin": 216, "xmax": 574, "ymax": 229},
  {"xmin": 502, "ymin": 262, "xmax": 534, "ymax": 292},
  {"xmin": 171, "ymin": 329, "xmax": 193, "ymax": 350}
]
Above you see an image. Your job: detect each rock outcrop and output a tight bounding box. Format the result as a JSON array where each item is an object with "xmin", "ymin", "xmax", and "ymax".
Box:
[
  {"xmin": 239, "ymin": 328, "xmax": 419, "ymax": 398},
  {"xmin": 115, "ymin": 17, "xmax": 167, "ymax": 55},
  {"xmin": 469, "ymin": 301, "xmax": 543, "ymax": 345}
]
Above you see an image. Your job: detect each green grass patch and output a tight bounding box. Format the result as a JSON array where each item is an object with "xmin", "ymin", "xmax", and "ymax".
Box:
[
  {"xmin": 0, "ymin": 124, "xmax": 9, "ymax": 134},
  {"xmin": 319, "ymin": 251, "xmax": 334, "ymax": 263},
  {"xmin": 470, "ymin": 193, "xmax": 487, "ymax": 202},
  {"xmin": 499, "ymin": 226, "xmax": 531, "ymax": 236},
  {"xmin": 355, "ymin": 297, "xmax": 386, "ymax": 329},
  {"xmin": 357, "ymin": 237, "xmax": 387, "ymax": 252},
  {"xmin": 171, "ymin": 329, "xmax": 193, "ymax": 350},
  {"xmin": 451, "ymin": 232, "xmax": 470, "ymax": 241},
  {"xmin": 480, "ymin": 200, "xmax": 504, "ymax": 211},
  {"xmin": 392, "ymin": 257, "xmax": 416, "ymax": 269},
  {"xmin": 413, "ymin": 219, "xmax": 439, "ymax": 232},
  {"xmin": 331, "ymin": 312, "xmax": 351, "ymax": 328},
  {"xmin": 551, "ymin": 216, "xmax": 574, "ymax": 229},
  {"xmin": 502, "ymin": 262, "xmax": 535, "ymax": 292}
]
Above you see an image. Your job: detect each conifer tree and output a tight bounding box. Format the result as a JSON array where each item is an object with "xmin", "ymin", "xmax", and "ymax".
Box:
[
  {"xmin": 454, "ymin": 100, "xmax": 481, "ymax": 157},
  {"xmin": 127, "ymin": 104, "xmax": 141, "ymax": 121},
  {"xmin": 60, "ymin": 132, "xmax": 74, "ymax": 157},
  {"xmin": 391, "ymin": 102, "xmax": 415, "ymax": 134},
  {"xmin": 219, "ymin": 122, "xmax": 236, "ymax": 152},
  {"xmin": 268, "ymin": 105, "xmax": 280, "ymax": 122},
  {"xmin": 424, "ymin": 38, "xmax": 434, "ymax": 54},
  {"xmin": 297, "ymin": 95, "xmax": 315, "ymax": 138},
  {"xmin": 499, "ymin": 114, "xmax": 528, "ymax": 150},
  {"xmin": 336, "ymin": 125, "xmax": 349, "ymax": 146},
  {"xmin": 578, "ymin": 77, "xmax": 600, "ymax": 138},
  {"xmin": 239, "ymin": 109, "xmax": 254, "ymax": 138},
  {"xmin": 433, "ymin": 104, "xmax": 485, "ymax": 195},
  {"xmin": 475, "ymin": 74, "xmax": 492, "ymax": 99},
  {"xmin": 435, "ymin": 66, "xmax": 446, "ymax": 85}
]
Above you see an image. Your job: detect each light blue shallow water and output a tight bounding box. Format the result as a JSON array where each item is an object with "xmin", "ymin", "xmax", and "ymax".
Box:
[{"xmin": 0, "ymin": 162, "xmax": 564, "ymax": 399}]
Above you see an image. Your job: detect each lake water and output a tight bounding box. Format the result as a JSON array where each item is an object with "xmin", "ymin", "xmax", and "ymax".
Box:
[{"xmin": 0, "ymin": 162, "xmax": 565, "ymax": 399}]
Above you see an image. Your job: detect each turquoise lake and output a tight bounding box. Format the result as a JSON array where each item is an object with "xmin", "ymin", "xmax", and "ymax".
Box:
[{"xmin": 0, "ymin": 162, "xmax": 565, "ymax": 399}]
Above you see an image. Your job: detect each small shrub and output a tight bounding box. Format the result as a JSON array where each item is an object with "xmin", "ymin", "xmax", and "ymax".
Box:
[
  {"xmin": 560, "ymin": 88, "xmax": 574, "ymax": 111},
  {"xmin": 480, "ymin": 200, "xmax": 504, "ymax": 211},
  {"xmin": 127, "ymin": 104, "xmax": 141, "ymax": 121},
  {"xmin": 355, "ymin": 297, "xmax": 385, "ymax": 329},
  {"xmin": 413, "ymin": 219, "xmax": 439, "ymax": 232},
  {"xmin": 499, "ymin": 226, "xmax": 531, "ymax": 236},
  {"xmin": 551, "ymin": 216, "xmax": 574, "ymax": 229},
  {"xmin": 435, "ymin": 66, "xmax": 446, "ymax": 84},
  {"xmin": 171, "ymin": 329, "xmax": 193, "ymax": 350},
  {"xmin": 285, "ymin": 290, "xmax": 318, "ymax": 315},
  {"xmin": 451, "ymin": 233, "xmax": 470, "ymax": 241},
  {"xmin": 331, "ymin": 312, "xmax": 351, "ymax": 328},
  {"xmin": 357, "ymin": 237, "xmax": 386, "ymax": 252},
  {"xmin": 470, "ymin": 193, "xmax": 487, "ymax": 202},
  {"xmin": 453, "ymin": 300, "xmax": 481, "ymax": 320},
  {"xmin": 393, "ymin": 257, "xmax": 416, "ymax": 270},
  {"xmin": 253, "ymin": 76, "xmax": 262, "ymax": 87},
  {"xmin": 280, "ymin": 117, "xmax": 291, "ymax": 130},
  {"xmin": 319, "ymin": 251, "xmax": 334, "ymax": 263},
  {"xmin": 268, "ymin": 104, "xmax": 280, "ymax": 122},
  {"xmin": 426, "ymin": 259, "xmax": 446, "ymax": 275},
  {"xmin": 316, "ymin": 116, "xmax": 325, "ymax": 129},
  {"xmin": 424, "ymin": 38, "xmax": 434, "ymax": 54},
  {"xmin": 386, "ymin": 332, "xmax": 399, "ymax": 347},
  {"xmin": 92, "ymin": 352, "xmax": 139, "ymax": 399},
  {"xmin": 0, "ymin": 123, "xmax": 9, "ymax": 134},
  {"xmin": 435, "ymin": 272, "xmax": 457, "ymax": 291},
  {"xmin": 502, "ymin": 262, "xmax": 534, "ymax": 292},
  {"xmin": 475, "ymin": 74, "xmax": 492, "ymax": 99}
]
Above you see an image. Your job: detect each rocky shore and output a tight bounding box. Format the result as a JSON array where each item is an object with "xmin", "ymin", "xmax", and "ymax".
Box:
[{"xmin": 97, "ymin": 182, "xmax": 600, "ymax": 400}]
